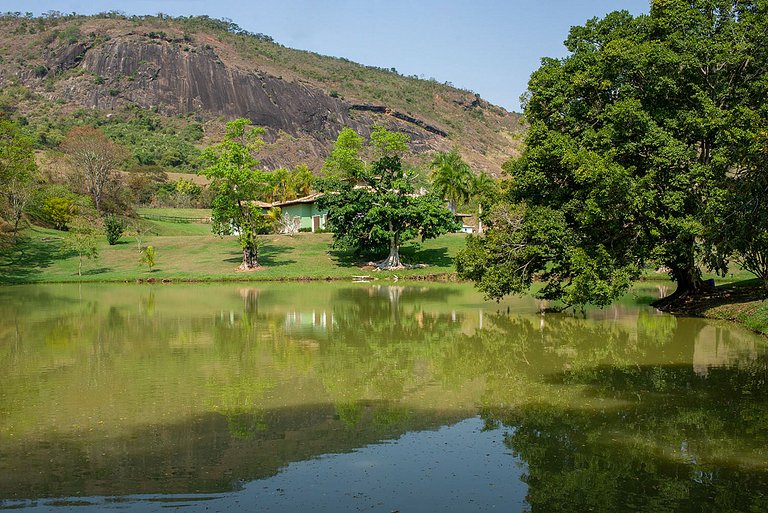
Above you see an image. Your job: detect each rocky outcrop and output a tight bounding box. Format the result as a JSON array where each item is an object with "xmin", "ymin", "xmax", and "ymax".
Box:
[
  {"xmin": 79, "ymin": 39, "xmax": 356, "ymax": 141},
  {"xmin": 350, "ymin": 104, "xmax": 448, "ymax": 137},
  {"xmin": 46, "ymin": 42, "xmax": 88, "ymax": 73}
]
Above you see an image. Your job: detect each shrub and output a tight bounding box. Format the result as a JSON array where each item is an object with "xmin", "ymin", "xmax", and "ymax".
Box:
[
  {"xmin": 104, "ymin": 214, "xmax": 126, "ymax": 245},
  {"xmin": 26, "ymin": 185, "xmax": 88, "ymax": 229},
  {"xmin": 140, "ymin": 245, "xmax": 156, "ymax": 271},
  {"xmin": 42, "ymin": 197, "xmax": 76, "ymax": 230},
  {"xmin": 58, "ymin": 25, "xmax": 81, "ymax": 44}
]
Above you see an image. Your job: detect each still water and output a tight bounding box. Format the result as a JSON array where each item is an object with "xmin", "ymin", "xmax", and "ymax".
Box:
[{"xmin": 0, "ymin": 282, "xmax": 766, "ymax": 512}]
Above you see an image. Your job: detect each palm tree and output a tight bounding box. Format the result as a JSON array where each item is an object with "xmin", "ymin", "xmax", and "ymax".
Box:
[
  {"xmin": 269, "ymin": 168, "xmax": 293, "ymax": 203},
  {"xmin": 429, "ymin": 148, "xmax": 473, "ymax": 215},
  {"xmin": 290, "ymin": 164, "xmax": 314, "ymax": 198}
]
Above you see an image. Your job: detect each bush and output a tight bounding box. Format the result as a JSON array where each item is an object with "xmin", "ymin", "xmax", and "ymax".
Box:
[
  {"xmin": 26, "ymin": 185, "xmax": 90, "ymax": 229},
  {"xmin": 58, "ymin": 25, "xmax": 81, "ymax": 44},
  {"xmin": 104, "ymin": 214, "xmax": 126, "ymax": 245},
  {"xmin": 140, "ymin": 245, "xmax": 156, "ymax": 271},
  {"xmin": 42, "ymin": 197, "xmax": 76, "ymax": 230}
]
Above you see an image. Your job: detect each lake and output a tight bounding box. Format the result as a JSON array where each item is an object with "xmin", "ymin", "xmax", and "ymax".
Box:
[{"xmin": 1, "ymin": 282, "xmax": 767, "ymax": 512}]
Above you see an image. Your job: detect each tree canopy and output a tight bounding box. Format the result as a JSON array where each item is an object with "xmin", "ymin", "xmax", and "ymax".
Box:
[
  {"xmin": 60, "ymin": 126, "xmax": 128, "ymax": 212},
  {"xmin": 458, "ymin": 0, "xmax": 768, "ymax": 307},
  {"xmin": 201, "ymin": 118, "xmax": 273, "ymax": 270},
  {"xmin": 318, "ymin": 126, "xmax": 459, "ymax": 269},
  {"xmin": 0, "ymin": 119, "xmax": 37, "ymax": 240}
]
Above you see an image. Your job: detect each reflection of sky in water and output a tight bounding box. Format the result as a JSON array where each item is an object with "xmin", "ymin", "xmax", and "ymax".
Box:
[{"xmin": 6, "ymin": 418, "xmax": 527, "ymax": 513}]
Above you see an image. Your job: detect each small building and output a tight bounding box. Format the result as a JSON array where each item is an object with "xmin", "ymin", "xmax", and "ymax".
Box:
[
  {"xmin": 273, "ymin": 193, "xmax": 328, "ymax": 233},
  {"xmin": 456, "ymin": 213, "xmax": 475, "ymax": 233}
]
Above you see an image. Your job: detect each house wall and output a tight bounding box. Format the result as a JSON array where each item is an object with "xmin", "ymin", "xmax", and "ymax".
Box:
[{"xmin": 282, "ymin": 203, "xmax": 327, "ymax": 231}]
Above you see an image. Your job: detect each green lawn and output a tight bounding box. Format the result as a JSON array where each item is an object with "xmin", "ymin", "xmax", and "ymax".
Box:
[
  {"xmin": 136, "ymin": 207, "xmax": 212, "ymax": 219},
  {"xmin": 0, "ymin": 221, "xmax": 468, "ymax": 284}
]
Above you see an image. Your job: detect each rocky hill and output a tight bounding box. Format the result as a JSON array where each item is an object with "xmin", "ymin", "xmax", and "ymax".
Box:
[{"xmin": 0, "ymin": 13, "xmax": 523, "ymax": 174}]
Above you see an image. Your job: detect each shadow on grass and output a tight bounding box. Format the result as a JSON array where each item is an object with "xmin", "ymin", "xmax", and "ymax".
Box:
[
  {"xmin": 328, "ymin": 244, "xmax": 454, "ymax": 269},
  {"xmin": 224, "ymin": 245, "xmax": 297, "ymax": 267},
  {"xmin": 669, "ymin": 280, "xmax": 768, "ymax": 314},
  {"xmin": 327, "ymin": 248, "xmax": 363, "ymax": 268},
  {"xmin": 0, "ymin": 234, "xmax": 61, "ymax": 284},
  {"xmin": 401, "ymin": 246, "xmax": 452, "ymax": 268},
  {"xmin": 82, "ymin": 267, "xmax": 112, "ymax": 276}
]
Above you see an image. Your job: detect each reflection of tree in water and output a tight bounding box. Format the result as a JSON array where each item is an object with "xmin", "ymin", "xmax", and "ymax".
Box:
[
  {"xmin": 478, "ymin": 356, "xmax": 768, "ymax": 511},
  {"xmin": 332, "ymin": 285, "xmax": 460, "ymax": 326},
  {"xmin": 317, "ymin": 286, "xmax": 467, "ymax": 406},
  {"xmin": 5, "ymin": 284, "xmax": 768, "ymax": 507}
]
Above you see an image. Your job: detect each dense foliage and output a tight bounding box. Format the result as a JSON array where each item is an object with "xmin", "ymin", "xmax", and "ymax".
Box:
[
  {"xmin": 201, "ymin": 118, "xmax": 273, "ymax": 270},
  {"xmin": 459, "ymin": 0, "xmax": 768, "ymax": 306},
  {"xmin": 0, "ymin": 119, "xmax": 37, "ymax": 240},
  {"xmin": 104, "ymin": 214, "xmax": 126, "ymax": 245},
  {"xmin": 429, "ymin": 148, "xmax": 473, "ymax": 215},
  {"xmin": 319, "ymin": 127, "xmax": 459, "ymax": 268}
]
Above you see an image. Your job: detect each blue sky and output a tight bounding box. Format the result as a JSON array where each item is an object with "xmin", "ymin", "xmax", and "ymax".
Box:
[{"xmin": 12, "ymin": 0, "xmax": 650, "ymax": 112}]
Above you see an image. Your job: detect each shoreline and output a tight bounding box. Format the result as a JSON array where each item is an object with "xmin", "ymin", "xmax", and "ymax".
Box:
[
  {"xmin": 0, "ymin": 272, "xmax": 461, "ymax": 287},
  {"xmin": 655, "ymin": 282, "xmax": 768, "ymax": 336}
]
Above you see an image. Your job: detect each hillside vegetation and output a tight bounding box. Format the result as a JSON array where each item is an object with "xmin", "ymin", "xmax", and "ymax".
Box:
[{"xmin": 0, "ymin": 12, "xmax": 523, "ymax": 175}]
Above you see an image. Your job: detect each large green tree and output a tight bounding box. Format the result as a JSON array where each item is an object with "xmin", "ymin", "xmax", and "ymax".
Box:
[
  {"xmin": 459, "ymin": 0, "xmax": 768, "ymax": 307},
  {"xmin": 201, "ymin": 119, "xmax": 273, "ymax": 270},
  {"xmin": 0, "ymin": 120, "xmax": 37, "ymax": 242},
  {"xmin": 319, "ymin": 127, "xmax": 459, "ymax": 269}
]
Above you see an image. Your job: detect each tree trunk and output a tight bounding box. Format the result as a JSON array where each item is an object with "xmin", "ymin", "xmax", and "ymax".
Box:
[
  {"xmin": 477, "ymin": 203, "xmax": 483, "ymax": 234},
  {"xmin": 651, "ymin": 262, "xmax": 709, "ymax": 309},
  {"xmin": 12, "ymin": 215, "xmax": 20, "ymax": 243},
  {"xmin": 378, "ymin": 231, "xmax": 402, "ymax": 269},
  {"xmin": 78, "ymin": 254, "xmax": 83, "ymax": 277},
  {"xmin": 240, "ymin": 246, "xmax": 259, "ymax": 270}
]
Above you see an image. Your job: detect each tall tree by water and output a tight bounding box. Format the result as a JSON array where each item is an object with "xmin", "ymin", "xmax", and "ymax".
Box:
[
  {"xmin": 458, "ymin": 0, "xmax": 768, "ymax": 307},
  {"xmin": 319, "ymin": 126, "xmax": 459, "ymax": 269},
  {"xmin": 0, "ymin": 119, "xmax": 37, "ymax": 241},
  {"xmin": 202, "ymin": 119, "xmax": 273, "ymax": 270}
]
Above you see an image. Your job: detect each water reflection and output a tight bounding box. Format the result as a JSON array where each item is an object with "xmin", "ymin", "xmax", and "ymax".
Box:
[{"xmin": 0, "ymin": 283, "xmax": 766, "ymax": 511}]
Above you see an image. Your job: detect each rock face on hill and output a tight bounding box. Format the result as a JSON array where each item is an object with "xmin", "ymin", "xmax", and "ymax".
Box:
[
  {"xmin": 79, "ymin": 39, "xmax": 357, "ymax": 140},
  {"xmin": 0, "ymin": 15, "xmax": 523, "ymax": 173}
]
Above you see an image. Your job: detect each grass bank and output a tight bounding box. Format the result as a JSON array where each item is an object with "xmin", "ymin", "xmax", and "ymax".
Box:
[
  {"xmin": 659, "ymin": 279, "xmax": 768, "ymax": 336},
  {"xmin": 0, "ymin": 220, "xmax": 467, "ymax": 285}
]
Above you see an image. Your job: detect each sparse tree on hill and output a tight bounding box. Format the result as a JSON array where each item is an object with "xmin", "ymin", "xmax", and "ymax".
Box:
[{"xmin": 61, "ymin": 126, "xmax": 128, "ymax": 212}]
